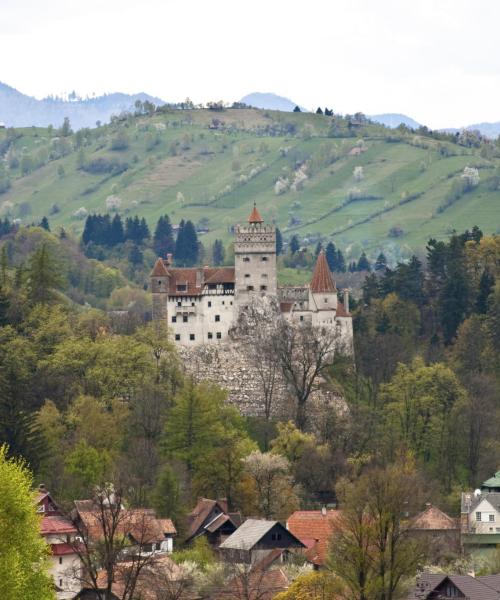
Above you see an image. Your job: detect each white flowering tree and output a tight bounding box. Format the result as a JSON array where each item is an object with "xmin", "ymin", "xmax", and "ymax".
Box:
[
  {"xmin": 105, "ymin": 195, "xmax": 122, "ymax": 212},
  {"xmin": 353, "ymin": 166, "xmax": 364, "ymax": 181},
  {"xmin": 73, "ymin": 206, "xmax": 88, "ymax": 220},
  {"xmin": 461, "ymin": 166, "xmax": 480, "ymax": 188}
]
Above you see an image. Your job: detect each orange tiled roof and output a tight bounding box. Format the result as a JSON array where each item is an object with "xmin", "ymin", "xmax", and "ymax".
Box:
[
  {"xmin": 287, "ymin": 509, "xmax": 342, "ymax": 566},
  {"xmin": 248, "ymin": 203, "xmax": 264, "ymax": 224},
  {"xmin": 150, "ymin": 257, "xmax": 170, "ymax": 277},
  {"xmin": 310, "ymin": 251, "xmax": 337, "ymax": 293},
  {"xmin": 157, "ymin": 266, "xmax": 235, "ymax": 296},
  {"xmin": 410, "ymin": 505, "xmax": 458, "ymax": 531},
  {"xmin": 336, "ymin": 300, "xmax": 350, "ymax": 317}
]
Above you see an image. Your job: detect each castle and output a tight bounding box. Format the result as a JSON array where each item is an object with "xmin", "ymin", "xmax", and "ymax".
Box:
[{"xmin": 150, "ymin": 204, "xmax": 353, "ymax": 349}]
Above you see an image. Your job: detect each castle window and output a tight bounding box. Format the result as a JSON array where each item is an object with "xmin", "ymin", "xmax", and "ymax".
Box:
[
  {"xmin": 324, "ymin": 298, "xmax": 328, "ymax": 303},
  {"xmin": 230, "ymin": 301, "xmax": 233, "ymax": 305},
  {"xmin": 244, "ymin": 273, "xmax": 250, "ymax": 278},
  {"xmin": 189, "ymin": 334, "xmax": 195, "ymax": 341},
  {"xmin": 177, "ymin": 301, "xmax": 181, "ymax": 307},
  {"xmin": 247, "ymin": 286, "xmax": 254, "ymax": 291},
  {"xmin": 176, "ymin": 284, "xmax": 187, "ymax": 292},
  {"xmin": 208, "ymin": 301, "xmax": 212, "ymax": 307},
  {"xmin": 59, "ymin": 557, "xmax": 63, "ymax": 565},
  {"xmin": 260, "ymin": 285, "xmax": 267, "ymax": 291},
  {"xmin": 216, "ymin": 332, "xmax": 222, "ymax": 339},
  {"xmin": 261, "ymin": 256, "xmax": 268, "ymax": 261},
  {"xmin": 208, "ymin": 332, "xmax": 213, "ymax": 339},
  {"xmin": 158, "ymin": 280, "xmax": 162, "ymax": 285},
  {"xmin": 261, "ymin": 273, "xmax": 268, "ymax": 278},
  {"xmin": 59, "ymin": 579, "xmax": 63, "ymax": 588},
  {"xmin": 191, "ymin": 302, "xmax": 195, "ymax": 306},
  {"xmin": 183, "ymin": 315, "xmax": 188, "ymax": 323},
  {"xmin": 215, "ymin": 315, "xmax": 220, "ymax": 322},
  {"xmin": 175, "ymin": 334, "xmax": 180, "ymax": 341},
  {"xmin": 300, "ymin": 315, "xmax": 304, "ymax": 322},
  {"xmin": 243, "ymin": 257, "xmax": 250, "ymax": 262},
  {"xmin": 222, "ymin": 301, "xmax": 225, "ymax": 305},
  {"xmin": 171, "ymin": 316, "xmax": 177, "ymax": 323}
]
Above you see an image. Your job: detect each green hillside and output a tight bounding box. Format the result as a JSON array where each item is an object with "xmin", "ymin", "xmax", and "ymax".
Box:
[{"xmin": 1, "ymin": 107, "xmax": 499, "ymax": 264}]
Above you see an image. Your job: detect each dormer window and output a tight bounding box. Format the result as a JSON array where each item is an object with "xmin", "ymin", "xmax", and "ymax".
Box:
[{"xmin": 177, "ymin": 284, "xmax": 187, "ymax": 292}]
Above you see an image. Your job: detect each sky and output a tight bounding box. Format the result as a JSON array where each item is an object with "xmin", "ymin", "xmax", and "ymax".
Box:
[{"xmin": 1, "ymin": 0, "xmax": 500, "ymax": 129}]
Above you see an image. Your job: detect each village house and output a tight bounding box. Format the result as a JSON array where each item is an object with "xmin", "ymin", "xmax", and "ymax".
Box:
[
  {"xmin": 151, "ymin": 204, "xmax": 353, "ymax": 351},
  {"xmin": 219, "ymin": 519, "xmax": 305, "ymax": 564},
  {"xmin": 73, "ymin": 499, "xmax": 176, "ymax": 555},
  {"xmin": 286, "ymin": 508, "xmax": 342, "ymax": 568},
  {"xmin": 186, "ymin": 497, "xmax": 242, "ymax": 549},
  {"xmin": 408, "ymin": 503, "xmax": 460, "ymax": 562},
  {"xmin": 408, "ymin": 573, "xmax": 500, "ymax": 600},
  {"xmin": 36, "ymin": 484, "xmax": 83, "ymax": 599}
]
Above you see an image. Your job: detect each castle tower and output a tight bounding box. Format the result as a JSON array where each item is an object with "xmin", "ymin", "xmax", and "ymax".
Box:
[
  {"xmin": 309, "ymin": 249, "xmax": 338, "ymax": 311},
  {"xmin": 234, "ymin": 203, "xmax": 277, "ymax": 306},
  {"xmin": 150, "ymin": 256, "xmax": 170, "ymax": 321}
]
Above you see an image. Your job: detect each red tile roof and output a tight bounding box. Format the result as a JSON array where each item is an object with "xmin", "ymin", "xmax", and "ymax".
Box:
[
  {"xmin": 248, "ymin": 203, "xmax": 264, "ymax": 224},
  {"xmin": 40, "ymin": 515, "xmax": 77, "ymax": 536},
  {"xmin": 50, "ymin": 542, "xmax": 80, "ymax": 556},
  {"xmin": 158, "ymin": 518, "xmax": 177, "ymax": 536},
  {"xmin": 151, "ymin": 257, "xmax": 170, "ymax": 277},
  {"xmin": 310, "ymin": 251, "xmax": 337, "ymax": 294},
  {"xmin": 336, "ymin": 300, "xmax": 350, "ymax": 317},
  {"xmin": 410, "ymin": 505, "xmax": 458, "ymax": 531},
  {"xmin": 287, "ymin": 509, "xmax": 342, "ymax": 566}
]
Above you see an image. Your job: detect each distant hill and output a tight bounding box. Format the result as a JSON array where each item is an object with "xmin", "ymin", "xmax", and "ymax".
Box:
[
  {"xmin": 1, "ymin": 107, "xmax": 498, "ymax": 271},
  {"xmin": 240, "ymin": 92, "xmax": 301, "ymax": 112},
  {"xmin": 443, "ymin": 122, "xmax": 500, "ymax": 139},
  {"xmin": 0, "ymin": 82, "xmax": 165, "ymax": 130},
  {"xmin": 370, "ymin": 113, "xmax": 422, "ymax": 129}
]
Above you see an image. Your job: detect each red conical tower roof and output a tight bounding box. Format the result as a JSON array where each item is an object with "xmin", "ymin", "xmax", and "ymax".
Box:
[
  {"xmin": 248, "ymin": 202, "xmax": 264, "ymax": 224},
  {"xmin": 310, "ymin": 250, "xmax": 336, "ymax": 293}
]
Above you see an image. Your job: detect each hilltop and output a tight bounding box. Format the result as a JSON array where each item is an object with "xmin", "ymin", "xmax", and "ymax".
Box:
[
  {"xmin": 0, "ymin": 81, "xmax": 165, "ymax": 129},
  {"xmin": 0, "ymin": 106, "xmax": 499, "ymax": 267}
]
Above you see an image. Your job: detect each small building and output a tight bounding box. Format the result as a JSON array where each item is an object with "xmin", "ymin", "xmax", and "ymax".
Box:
[
  {"xmin": 408, "ymin": 573, "xmax": 500, "ymax": 600},
  {"xmin": 286, "ymin": 508, "xmax": 342, "ymax": 567},
  {"xmin": 481, "ymin": 471, "xmax": 500, "ymax": 493},
  {"xmin": 408, "ymin": 503, "xmax": 460, "ymax": 561},
  {"xmin": 36, "ymin": 484, "xmax": 82, "ymax": 599},
  {"xmin": 73, "ymin": 500, "xmax": 176, "ymax": 555},
  {"xmin": 219, "ymin": 519, "xmax": 305, "ymax": 564},
  {"xmin": 186, "ymin": 497, "xmax": 242, "ymax": 548}
]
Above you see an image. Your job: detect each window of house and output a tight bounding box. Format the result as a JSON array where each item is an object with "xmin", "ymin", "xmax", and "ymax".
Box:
[
  {"xmin": 59, "ymin": 557, "xmax": 63, "ymax": 565},
  {"xmin": 208, "ymin": 332, "xmax": 213, "ymax": 340},
  {"xmin": 176, "ymin": 284, "xmax": 187, "ymax": 292},
  {"xmin": 243, "ymin": 257, "xmax": 250, "ymax": 262},
  {"xmin": 215, "ymin": 315, "xmax": 220, "ymax": 322},
  {"xmin": 175, "ymin": 334, "xmax": 180, "ymax": 341},
  {"xmin": 300, "ymin": 315, "xmax": 304, "ymax": 321},
  {"xmin": 183, "ymin": 315, "xmax": 188, "ymax": 323},
  {"xmin": 247, "ymin": 285, "xmax": 254, "ymax": 291},
  {"xmin": 171, "ymin": 316, "xmax": 177, "ymax": 323},
  {"xmin": 189, "ymin": 334, "xmax": 195, "ymax": 341},
  {"xmin": 490, "ymin": 514, "xmax": 495, "ymax": 522},
  {"xmin": 476, "ymin": 512, "xmax": 482, "ymax": 521},
  {"xmin": 260, "ymin": 285, "xmax": 267, "ymax": 291},
  {"xmin": 59, "ymin": 579, "xmax": 63, "ymax": 588},
  {"xmin": 244, "ymin": 273, "xmax": 251, "ymax": 278},
  {"xmin": 261, "ymin": 256, "xmax": 268, "ymax": 261},
  {"xmin": 177, "ymin": 301, "xmax": 181, "ymax": 307},
  {"xmin": 208, "ymin": 301, "xmax": 212, "ymax": 307},
  {"xmin": 216, "ymin": 332, "xmax": 222, "ymax": 339},
  {"xmin": 222, "ymin": 301, "xmax": 225, "ymax": 305}
]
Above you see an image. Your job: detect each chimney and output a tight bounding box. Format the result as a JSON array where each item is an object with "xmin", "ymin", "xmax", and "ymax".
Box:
[
  {"xmin": 425, "ymin": 502, "xmax": 432, "ymax": 509},
  {"xmin": 196, "ymin": 269, "xmax": 203, "ymax": 288},
  {"xmin": 321, "ymin": 505, "xmax": 327, "ymax": 516},
  {"xmin": 166, "ymin": 253, "xmax": 173, "ymax": 266},
  {"xmin": 343, "ymin": 288, "xmax": 350, "ymax": 313}
]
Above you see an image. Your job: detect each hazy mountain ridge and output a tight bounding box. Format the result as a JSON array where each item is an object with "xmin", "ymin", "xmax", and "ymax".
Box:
[{"xmin": 0, "ymin": 82, "xmax": 165, "ymax": 129}]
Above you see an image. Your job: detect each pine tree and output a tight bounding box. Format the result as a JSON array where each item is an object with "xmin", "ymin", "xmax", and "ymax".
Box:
[
  {"xmin": 82, "ymin": 215, "xmax": 95, "ymax": 246},
  {"xmin": 0, "ymin": 246, "xmax": 8, "ymax": 287},
  {"xmin": 336, "ymin": 249, "xmax": 346, "ymax": 272},
  {"xmin": 314, "ymin": 242, "xmax": 323, "ymax": 258},
  {"xmin": 276, "ymin": 228, "xmax": 283, "ymax": 256},
  {"xmin": 139, "ymin": 217, "xmax": 150, "ymax": 242},
  {"xmin": 476, "ymin": 270, "xmax": 495, "ymax": 314},
  {"xmin": 325, "ymin": 242, "xmax": 337, "ymax": 271},
  {"xmin": 175, "ymin": 220, "xmax": 199, "ymax": 266},
  {"xmin": 290, "ymin": 235, "xmax": 300, "ymax": 255},
  {"xmin": 109, "ymin": 214, "xmax": 124, "ymax": 246},
  {"xmin": 39, "ymin": 216, "xmax": 50, "ymax": 232},
  {"xmin": 153, "ymin": 215, "xmax": 175, "ymax": 257},
  {"xmin": 26, "ymin": 244, "xmax": 63, "ymax": 305},
  {"xmin": 0, "ymin": 285, "xmax": 10, "ymax": 326},
  {"xmin": 293, "ymin": 106, "xmax": 301, "ymax": 113},
  {"xmin": 212, "ymin": 240, "xmax": 225, "ymax": 266},
  {"xmin": 129, "ymin": 244, "xmax": 143, "ymax": 266},
  {"xmin": 357, "ymin": 252, "xmax": 371, "ymax": 272},
  {"xmin": 374, "ymin": 252, "xmax": 387, "ymax": 272},
  {"xmin": 316, "ymin": 107, "xmax": 323, "ymax": 115}
]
